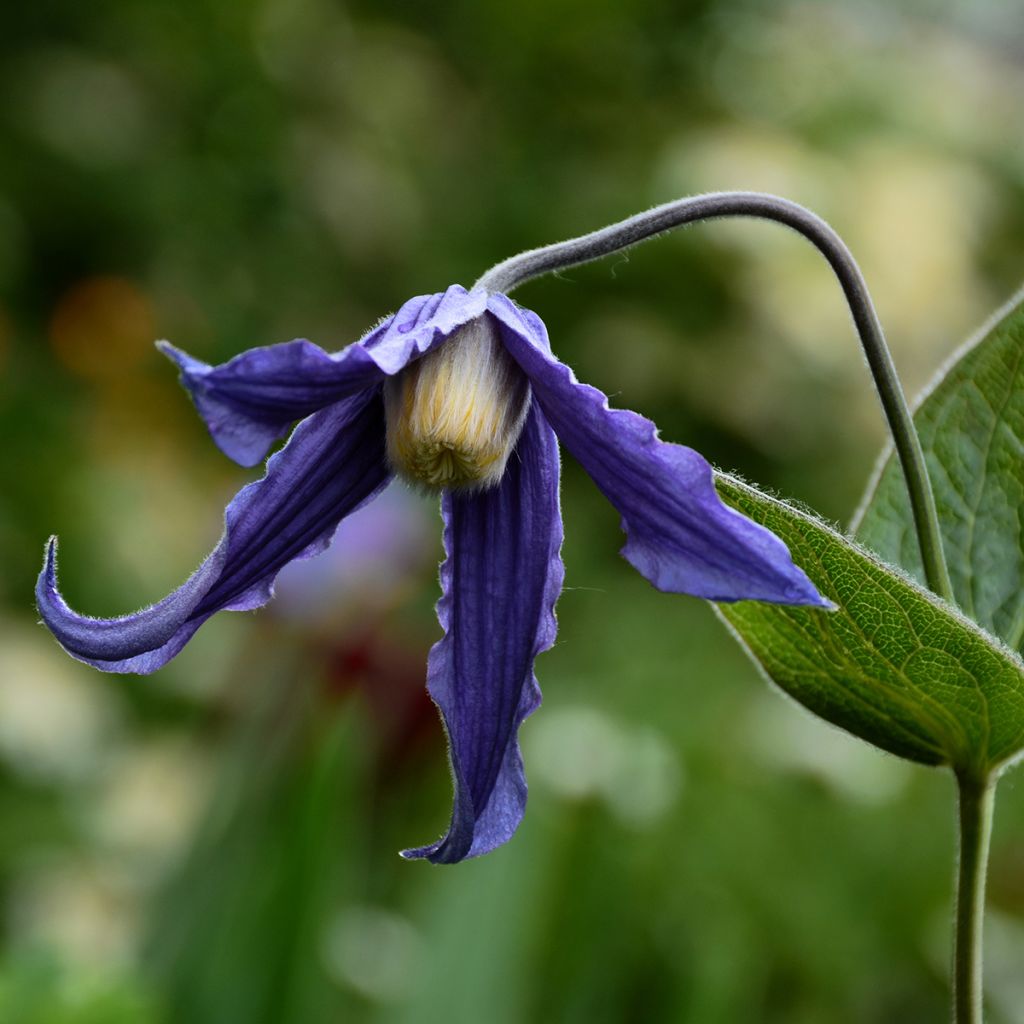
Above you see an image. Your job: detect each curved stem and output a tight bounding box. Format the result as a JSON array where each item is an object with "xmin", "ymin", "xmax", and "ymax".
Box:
[
  {"xmin": 953, "ymin": 773, "xmax": 994, "ymax": 1024},
  {"xmin": 476, "ymin": 191, "xmax": 954, "ymax": 602}
]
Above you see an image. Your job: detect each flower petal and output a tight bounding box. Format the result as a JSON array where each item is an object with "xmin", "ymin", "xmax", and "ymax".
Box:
[
  {"xmin": 37, "ymin": 391, "xmax": 390, "ymax": 673},
  {"xmin": 160, "ymin": 285, "xmax": 488, "ymax": 466},
  {"xmin": 488, "ymin": 294, "xmax": 829, "ymax": 606},
  {"xmin": 403, "ymin": 403, "xmax": 564, "ymax": 863}
]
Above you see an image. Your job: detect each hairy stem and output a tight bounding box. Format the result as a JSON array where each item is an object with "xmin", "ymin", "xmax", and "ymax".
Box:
[
  {"xmin": 476, "ymin": 191, "xmax": 954, "ymax": 601},
  {"xmin": 954, "ymin": 774, "xmax": 994, "ymax": 1024}
]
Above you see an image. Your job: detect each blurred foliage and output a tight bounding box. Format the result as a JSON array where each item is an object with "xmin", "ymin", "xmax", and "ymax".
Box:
[
  {"xmin": 0, "ymin": 954, "xmax": 156, "ymax": 1024},
  {"xmin": 1, "ymin": 0, "xmax": 1024, "ymax": 1021}
]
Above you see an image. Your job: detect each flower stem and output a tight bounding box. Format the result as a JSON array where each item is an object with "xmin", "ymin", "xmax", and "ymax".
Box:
[
  {"xmin": 476, "ymin": 191, "xmax": 954, "ymax": 602},
  {"xmin": 953, "ymin": 773, "xmax": 995, "ymax": 1024}
]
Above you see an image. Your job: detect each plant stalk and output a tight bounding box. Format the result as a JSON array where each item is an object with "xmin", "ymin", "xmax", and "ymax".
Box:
[
  {"xmin": 953, "ymin": 773, "xmax": 995, "ymax": 1024},
  {"xmin": 476, "ymin": 191, "xmax": 954, "ymax": 602}
]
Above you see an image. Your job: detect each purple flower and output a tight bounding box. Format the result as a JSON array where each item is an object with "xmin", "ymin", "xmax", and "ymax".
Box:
[{"xmin": 37, "ymin": 284, "xmax": 827, "ymax": 863}]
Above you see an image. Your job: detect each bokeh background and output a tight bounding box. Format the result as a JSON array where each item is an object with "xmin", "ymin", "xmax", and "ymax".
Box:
[{"xmin": 1, "ymin": 0, "xmax": 1024, "ymax": 1020}]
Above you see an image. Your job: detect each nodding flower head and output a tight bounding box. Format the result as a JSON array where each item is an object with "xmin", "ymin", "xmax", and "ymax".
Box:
[
  {"xmin": 384, "ymin": 314, "xmax": 531, "ymax": 492},
  {"xmin": 37, "ymin": 282, "xmax": 829, "ymax": 865}
]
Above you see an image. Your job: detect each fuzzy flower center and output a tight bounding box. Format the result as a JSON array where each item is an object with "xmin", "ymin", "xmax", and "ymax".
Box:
[{"xmin": 384, "ymin": 315, "xmax": 531, "ymax": 492}]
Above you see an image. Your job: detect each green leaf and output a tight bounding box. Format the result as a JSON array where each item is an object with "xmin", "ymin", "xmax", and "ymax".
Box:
[
  {"xmin": 714, "ymin": 474, "xmax": 1024, "ymax": 780},
  {"xmin": 854, "ymin": 290, "xmax": 1024, "ymax": 655}
]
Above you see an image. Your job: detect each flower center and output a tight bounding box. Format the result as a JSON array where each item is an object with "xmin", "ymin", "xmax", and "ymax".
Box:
[{"xmin": 384, "ymin": 314, "xmax": 531, "ymax": 492}]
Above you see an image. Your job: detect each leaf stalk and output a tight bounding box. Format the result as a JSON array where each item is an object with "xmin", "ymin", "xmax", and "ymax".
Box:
[{"xmin": 953, "ymin": 772, "xmax": 994, "ymax": 1024}]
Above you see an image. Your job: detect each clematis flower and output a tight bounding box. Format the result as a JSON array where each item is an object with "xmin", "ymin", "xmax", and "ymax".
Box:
[{"xmin": 37, "ymin": 283, "xmax": 827, "ymax": 863}]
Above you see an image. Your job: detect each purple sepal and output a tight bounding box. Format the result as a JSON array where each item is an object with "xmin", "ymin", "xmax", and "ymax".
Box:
[
  {"xmin": 36, "ymin": 391, "xmax": 391, "ymax": 672},
  {"xmin": 160, "ymin": 285, "xmax": 488, "ymax": 466},
  {"xmin": 488, "ymin": 294, "xmax": 829, "ymax": 607},
  {"xmin": 402, "ymin": 404, "xmax": 564, "ymax": 863}
]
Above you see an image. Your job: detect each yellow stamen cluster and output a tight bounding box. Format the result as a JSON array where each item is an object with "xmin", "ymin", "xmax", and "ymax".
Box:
[{"xmin": 384, "ymin": 315, "xmax": 531, "ymax": 492}]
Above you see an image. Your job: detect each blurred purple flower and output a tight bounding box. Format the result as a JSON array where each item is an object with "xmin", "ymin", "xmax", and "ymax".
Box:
[
  {"xmin": 37, "ymin": 285, "xmax": 826, "ymax": 863},
  {"xmin": 273, "ymin": 482, "xmax": 434, "ymax": 618}
]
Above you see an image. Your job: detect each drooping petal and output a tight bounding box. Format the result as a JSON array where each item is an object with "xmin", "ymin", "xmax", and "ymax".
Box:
[
  {"xmin": 403, "ymin": 403, "xmax": 564, "ymax": 864},
  {"xmin": 37, "ymin": 391, "xmax": 390, "ymax": 673},
  {"xmin": 160, "ymin": 285, "xmax": 488, "ymax": 466},
  {"xmin": 488, "ymin": 294, "xmax": 829, "ymax": 607}
]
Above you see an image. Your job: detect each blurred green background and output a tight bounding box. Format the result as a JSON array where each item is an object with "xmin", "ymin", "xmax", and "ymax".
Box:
[{"xmin": 1, "ymin": 0, "xmax": 1024, "ymax": 1020}]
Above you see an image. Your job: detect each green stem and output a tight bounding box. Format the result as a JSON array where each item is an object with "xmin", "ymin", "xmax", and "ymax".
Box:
[
  {"xmin": 953, "ymin": 773, "xmax": 995, "ymax": 1024},
  {"xmin": 476, "ymin": 191, "xmax": 955, "ymax": 602}
]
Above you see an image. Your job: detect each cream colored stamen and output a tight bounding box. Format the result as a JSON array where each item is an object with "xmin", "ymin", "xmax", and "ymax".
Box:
[{"xmin": 384, "ymin": 314, "xmax": 531, "ymax": 492}]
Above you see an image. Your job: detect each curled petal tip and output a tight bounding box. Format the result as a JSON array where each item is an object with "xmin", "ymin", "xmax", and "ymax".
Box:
[
  {"xmin": 154, "ymin": 339, "xmax": 180, "ymax": 361},
  {"xmin": 157, "ymin": 340, "xmax": 207, "ymax": 376},
  {"xmin": 41, "ymin": 536, "xmax": 58, "ymax": 580},
  {"xmin": 762, "ymin": 559, "xmax": 833, "ymax": 610},
  {"xmin": 397, "ymin": 844, "xmax": 446, "ymax": 864},
  {"xmin": 785, "ymin": 579, "xmax": 835, "ymax": 611},
  {"xmin": 703, "ymin": 559, "xmax": 833, "ymax": 610},
  {"xmin": 801, "ymin": 578, "xmax": 837, "ymax": 609}
]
